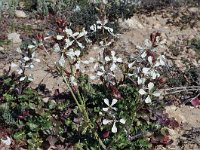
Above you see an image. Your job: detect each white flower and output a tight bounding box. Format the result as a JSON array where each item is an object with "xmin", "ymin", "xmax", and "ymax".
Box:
[
  {"xmin": 137, "ymin": 77, "xmax": 146, "ymax": 85},
  {"xmin": 53, "ymin": 43, "xmax": 61, "ymax": 52},
  {"xmin": 128, "ymin": 62, "xmax": 134, "ymax": 68},
  {"xmin": 142, "ymin": 67, "xmax": 150, "ymax": 75},
  {"xmin": 155, "ymin": 55, "xmax": 166, "ymax": 67},
  {"xmin": 56, "ymin": 35, "xmax": 64, "ymax": 40},
  {"xmin": 23, "ymin": 52, "xmax": 40, "ymax": 63},
  {"xmin": 70, "ymin": 76, "xmax": 77, "ymax": 86},
  {"xmin": 75, "ymin": 61, "xmax": 80, "ymax": 70},
  {"xmin": 103, "ymin": 98, "xmax": 118, "ymax": 112},
  {"xmin": 141, "ymin": 51, "xmax": 147, "ymax": 58},
  {"xmin": 90, "ymin": 19, "xmax": 114, "ymax": 35},
  {"xmin": 89, "ymin": 75, "xmax": 96, "ymax": 80},
  {"xmin": 58, "ymin": 54, "xmax": 65, "ymax": 67},
  {"xmin": 105, "ymin": 51, "xmax": 122, "ymax": 71},
  {"xmin": 103, "ymin": 118, "xmax": 126, "ymax": 133},
  {"xmin": 138, "ymin": 82, "xmax": 160, "ymax": 103},
  {"xmin": 64, "ymin": 39, "xmax": 74, "ymax": 49},
  {"xmin": 119, "ymin": 118, "xmax": 126, "ymax": 124},
  {"xmin": 142, "ymin": 67, "xmax": 160, "ymax": 79},
  {"xmin": 1, "ymin": 136, "xmax": 12, "ymax": 146},
  {"xmin": 66, "ymin": 49, "xmax": 80, "ymax": 60},
  {"xmin": 148, "ymin": 56, "xmax": 153, "ymax": 64},
  {"xmin": 19, "ymin": 74, "xmax": 34, "ymax": 82},
  {"xmin": 64, "ymin": 28, "xmax": 88, "ymax": 49},
  {"xmin": 112, "ymin": 121, "xmax": 117, "ymax": 133},
  {"xmin": 28, "ymin": 45, "xmax": 35, "ymax": 49},
  {"xmin": 23, "ymin": 56, "xmax": 30, "ymax": 62}
]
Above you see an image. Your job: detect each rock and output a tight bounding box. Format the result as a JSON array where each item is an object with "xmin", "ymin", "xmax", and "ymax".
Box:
[
  {"xmin": 0, "ymin": 47, "xmax": 4, "ymax": 51},
  {"xmin": 15, "ymin": 10, "xmax": 27, "ymax": 18},
  {"xmin": 7, "ymin": 33, "xmax": 22, "ymax": 44},
  {"xmin": 188, "ymin": 7, "xmax": 199, "ymax": 13},
  {"xmin": 120, "ymin": 16, "xmax": 144, "ymax": 29},
  {"xmin": 153, "ymin": 23, "xmax": 161, "ymax": 29},
  {"xmin": 165, "ymin": 105, "xmax": 186, "ymax": 124},
  {"xmin": 188, "ymin": 49, "xmax": 196, "ymax": 56}
]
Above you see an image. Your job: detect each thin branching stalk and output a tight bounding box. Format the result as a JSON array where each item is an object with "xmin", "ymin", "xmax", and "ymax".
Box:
[
  {"xmin": 62, "ymin": 74, "xmax": 107, "ymax": 149},
  {"xmin": 161, "ymin": 86, "xmax": 200, "ymax": 95}
]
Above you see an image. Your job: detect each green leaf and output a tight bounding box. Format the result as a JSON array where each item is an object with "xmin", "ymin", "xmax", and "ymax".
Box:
[{"xmin": 14, "ymin": 131, "xmax": 26, "ymax": 140}]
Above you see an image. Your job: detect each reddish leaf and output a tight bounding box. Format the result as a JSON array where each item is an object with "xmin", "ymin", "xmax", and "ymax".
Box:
[
  {"xmin": 146, "ymin": 49, "xmax": 156, "ymax": 63},
  {"xmin": 150, "ymin": 31, "xmax": 161, "ymax": 47},
  {"xmin": 160, "ymin": 136, "xmax": 171, "ymax": 145},
  {"xmin": 101, "ymin": 130, "xmax": 110, "ymax": 139},
  {"xmin": 190, "ymin": 97, "xmax": 200, "ymax": 107},
  {"xmin": 35, "ymin": 32, "xmax": 44, "ymax": 41},
  {"xmin": 109, "ymin": 84, "xmax": 122, "ymax": 99}
]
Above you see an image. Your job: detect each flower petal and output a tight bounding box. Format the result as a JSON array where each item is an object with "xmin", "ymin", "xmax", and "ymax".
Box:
[
  {"xmin": 90, "ymin": 24, "xmax": 96, "ymax": 31},
  {"xmin": 111, "ymin": 122, "xmax": 117, "ymax": 133},
  {"xmin": 145, "ymin": 95, "xmax": 151, "ymax": 103},
  {"xmin": 103, "ymin": 119, "xmax": 112, "ymax": 125},
  {"xmin": 142, "ymin": 67, "xmax": 150, "ymax": 75},
  {"xmin": 139, "ymin": 89, "xmax": 147, "ymax": 95},
  {"xmin": 141, "ymin": 51, "xmax": 147, "ymax": 58},
  {"xmin": 58, "ymin": 54, "xmax": 65, "ymax": 67},
  {"xmin": 105, "ymin": 56, "xmax": 111, "ymax": 61},
  {"xmin": 119, "ymin": 118, "xmax": 126, "ymax": 124},
  {"xmin": 110, "ymin": 63, "xmax": 117, "ymax": 71},
  {"xmin": 17, "ymin": 69, "xmax": 23, "ymax": 75},
  {"xmin": 111, "ymin": 99, "xmax": 118, "ymax": 106},
  {"xmin": 74, "ymin": 50, "xmax": 81, "ymax": 57},
  {"xmin": 23, "ymin": 56, "xmax": 30, "ymax": 61},
  {"xmin": 148, "ymin": 82, "xmax": 154, "ymax": 91},
  {"xmin": 53, "ymin": 43, "xmax": 61, "ymax": 52},
  {"xmin": 102, "ymin": 107, "xmax": 109, "ymax": 112},
  {"xmin": 20, "ymin": 76, "xmax": 26, "ymax": 81},
  {"xmin": 65, "ymin": 28, "xmax": 73, "ymax": 36},
  {"xmin": 77, "ymin": 41, "xmax": 85, "ymax": 49},
  {"xmin": 116, "ymin": 57, "xmax": 122, "ymax": 63},
  {"xmin": 104, "ymin": 98, "xmax": 110, "ymax": 106},
  {"xmin": 160, "ymin": 55, "xmax": 166, "ymax": 66},
  {"xmin": 152, "ymin": 91, "xmax": 160, "ymax": 97},
  {"xmin": 148, "ymin": 56, "xmax": 153, "ymax": 64},
  {"xmin": 56, "ymin": 35, "xmax": 64, "ymax": 40},
  {"xmin": 97, "ymin": 71, "xmax": 104, "ymax": 76},
  {"xmin": 137, "ymin": 77, "xmax": 146, "ymax": 85},
  {"xmin": 28, "ymin": 45, "xmax": 35, "ymax": 49}
]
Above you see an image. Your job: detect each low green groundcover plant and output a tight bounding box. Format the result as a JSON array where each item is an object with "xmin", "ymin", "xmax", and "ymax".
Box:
[{"xmin": 0, "ymin": 2, "xmax": 181, "ymax": 149}]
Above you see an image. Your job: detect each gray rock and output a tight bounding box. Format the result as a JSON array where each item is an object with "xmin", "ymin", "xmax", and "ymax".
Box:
[
  {"xmin": 0, "ymin": 47, "xmax": 4, "ymax": 51},
  {"xmin": 120, "ymin": 16, "xmax": 144, "ymax": 29},
  {"xmin": 7, "ymin": 33, "xmax": 22, "ymax": 44},
  {"xmin": 15, "ymin": 10, "xmax": 27, "ymax": 18},
  {"xmin": 188, "ymin": 7, "xmax": 199, "ymax": 13}
]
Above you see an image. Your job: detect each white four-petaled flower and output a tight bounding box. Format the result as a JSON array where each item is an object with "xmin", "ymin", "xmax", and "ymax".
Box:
[
  {"xmin": 103, "ymin": 118, "xmax": 126, "ymax": 133},
  {"xmin": 138, "ymin": 82, "xmax": 160, "ymax": 103},
  {"xmin": 103, "ymin": 98, "xmax": 118, "ymax": 112}
]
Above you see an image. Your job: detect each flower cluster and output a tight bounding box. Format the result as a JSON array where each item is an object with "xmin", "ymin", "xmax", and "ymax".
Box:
[
  {"xmin": 90, "ymin": 19, "xmax": 114, "ymax": 36},
  {"xmin": 128, "ymin": 32, "xmax": 167, "ymax": 103},
  {"xmin": 101, "ymin": 98, "xmax": 126, "ymax": 133},
  {"xmin": 11, "ymin": 46, "xmax": 40, "ymax": 82}
]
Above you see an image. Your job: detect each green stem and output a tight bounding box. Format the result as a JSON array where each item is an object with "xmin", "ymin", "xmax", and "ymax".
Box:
[
  {"xmin": 62, "ymin": 75, "xmax": 82, "ymax": 110},
  {"xmin": 62, "ymin": 75, "xmax": 106, "ymax": 149}
]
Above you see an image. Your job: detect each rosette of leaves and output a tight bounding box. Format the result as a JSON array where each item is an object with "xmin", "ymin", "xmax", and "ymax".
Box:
[{"xmin": 0, "ymin": 71, "xmax": 55, "ymax": 149}]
